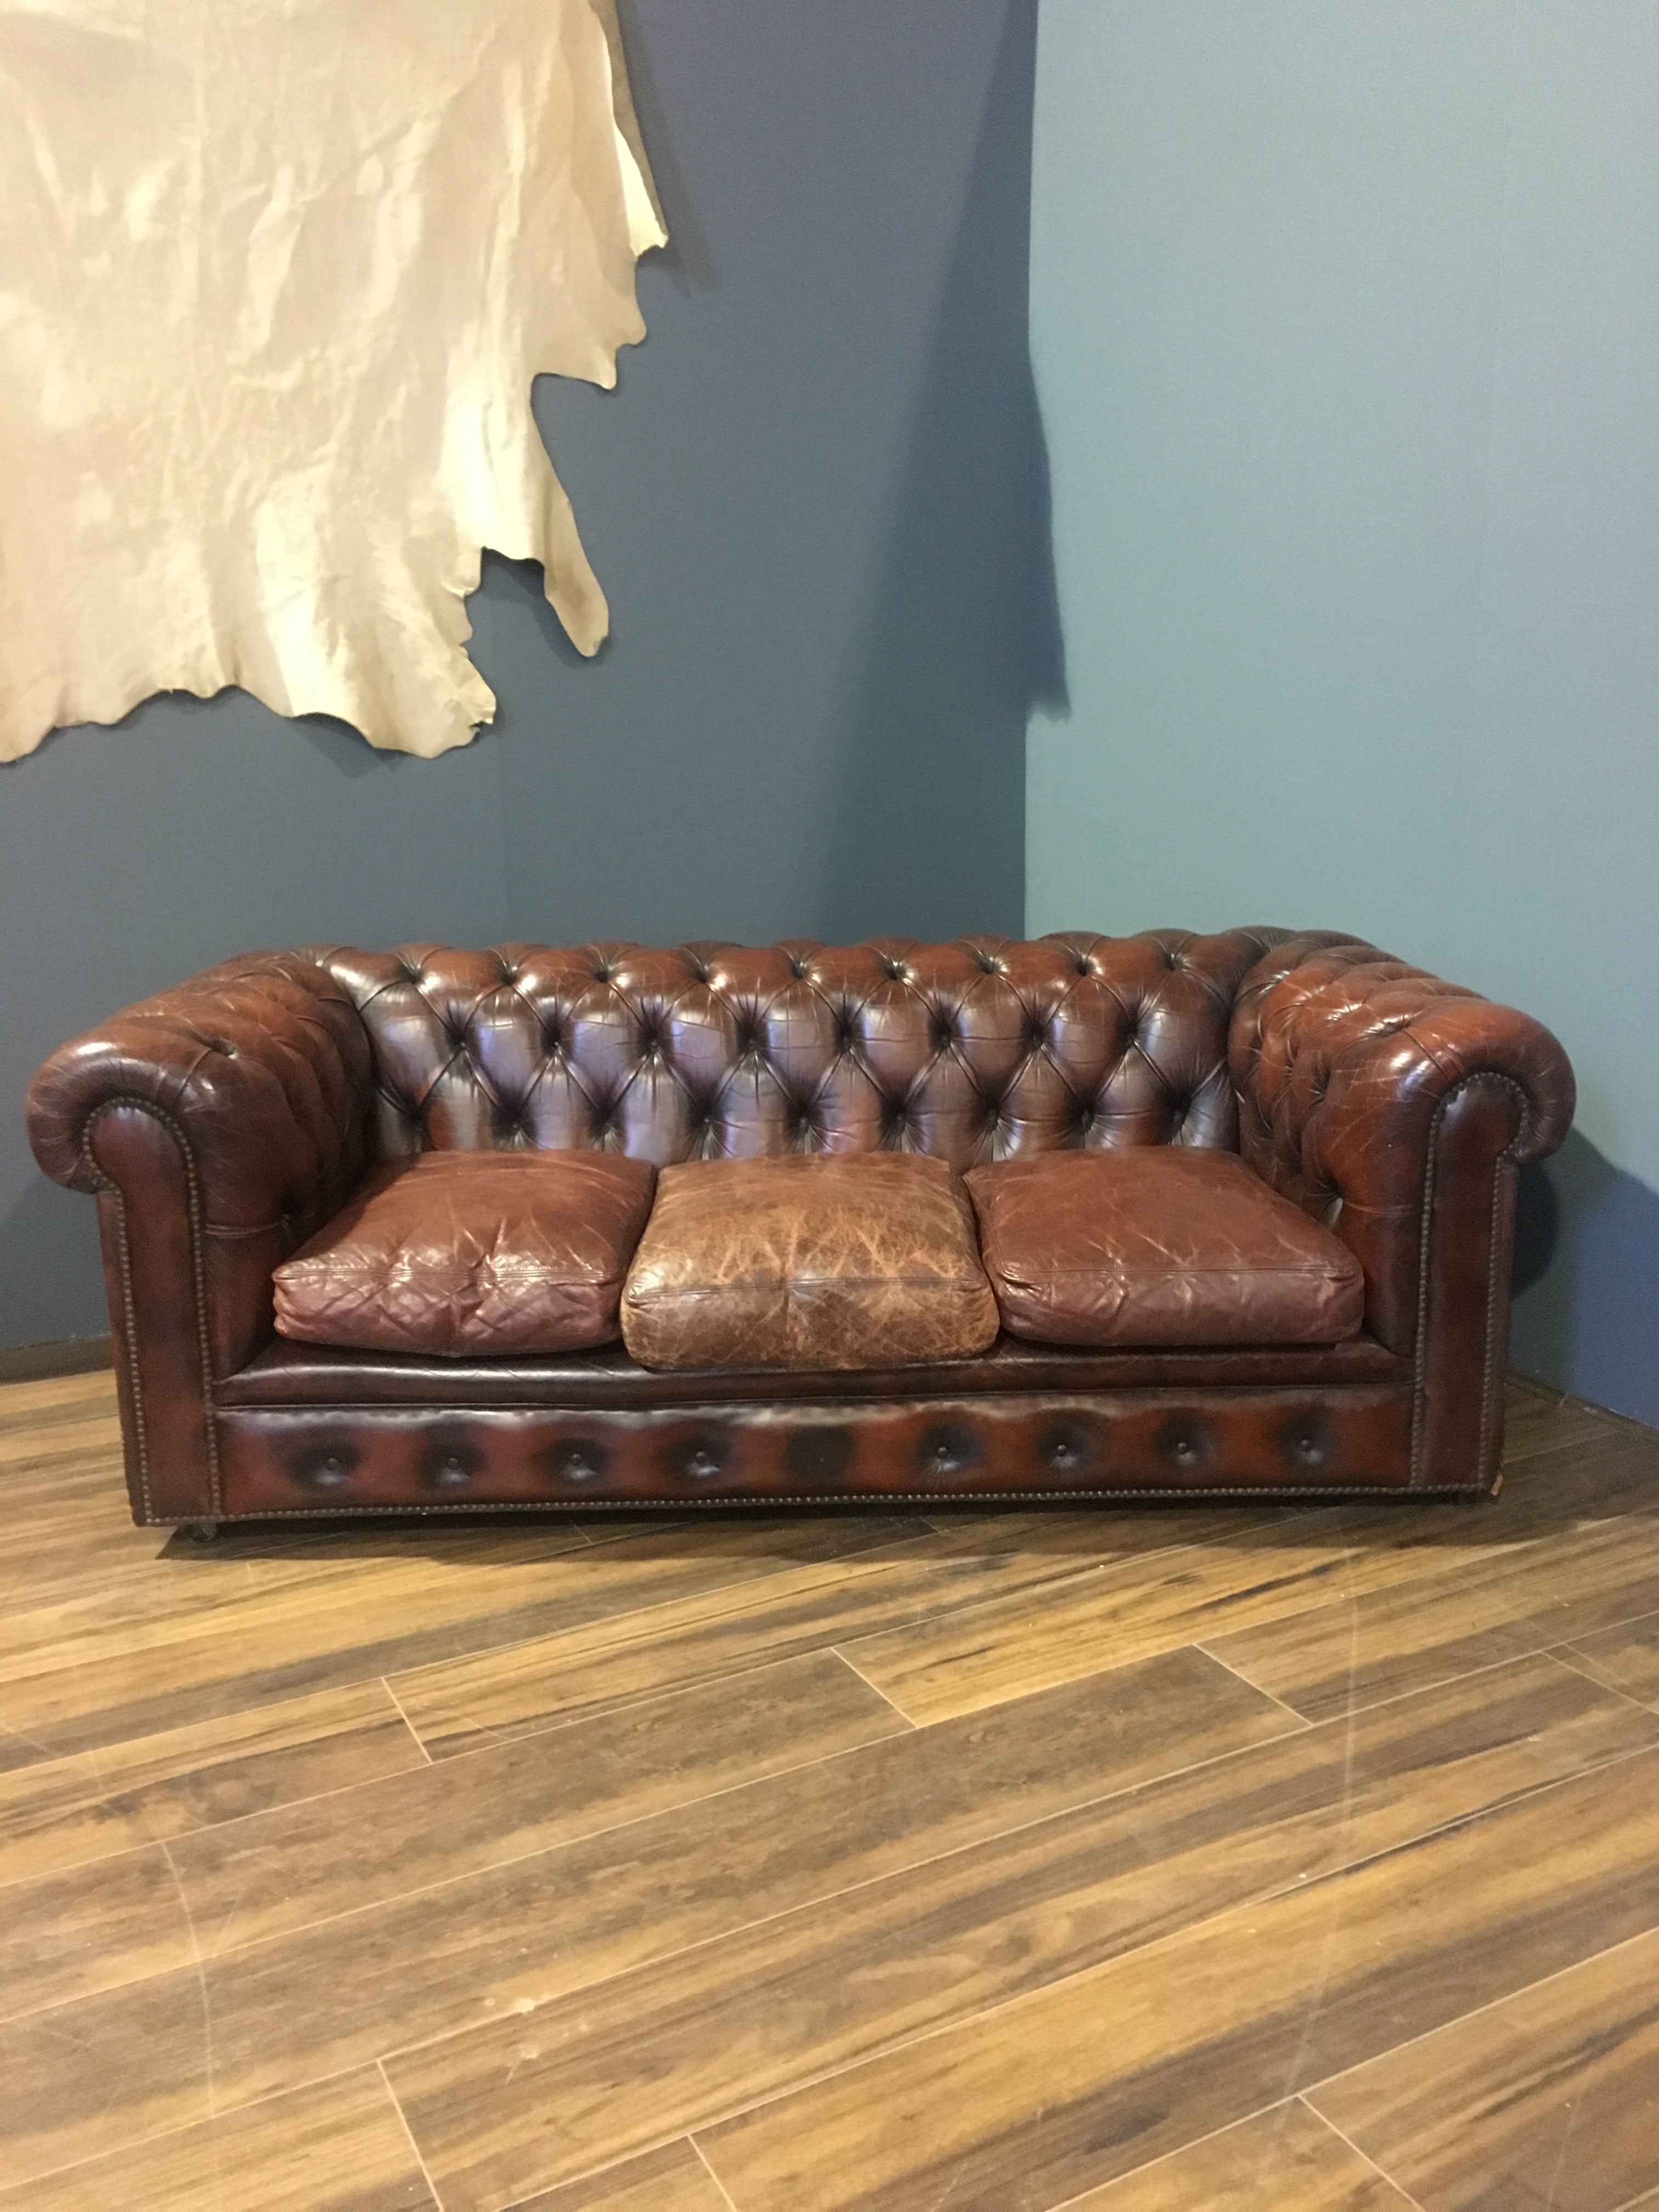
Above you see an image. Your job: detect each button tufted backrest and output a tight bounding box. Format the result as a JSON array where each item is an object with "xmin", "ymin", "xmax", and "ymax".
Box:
[{"xmin": 314, "ymin": 931, "xmax": 1301, "ymax": 1172}]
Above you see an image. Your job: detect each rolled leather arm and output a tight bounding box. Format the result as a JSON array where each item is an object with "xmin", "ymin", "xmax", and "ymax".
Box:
[
  {"xmin": 1229, "ymin": 936, "xmax": 1573, "ymax": 1486},
  {"xmin": 27, "ymin": 953, "xmax": 374, "ymax": 1521}
]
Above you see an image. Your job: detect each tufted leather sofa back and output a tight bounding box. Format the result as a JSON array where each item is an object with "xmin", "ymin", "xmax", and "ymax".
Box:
[{"xmin": 315, "ymin": 929, "xmax": 1329, "ymax": 1172}]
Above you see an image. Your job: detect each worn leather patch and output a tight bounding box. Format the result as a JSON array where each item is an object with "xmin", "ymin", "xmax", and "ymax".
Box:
[{"xmin": 621, "ymin": 1153, "xmax": 1000, "ymax": 1372}]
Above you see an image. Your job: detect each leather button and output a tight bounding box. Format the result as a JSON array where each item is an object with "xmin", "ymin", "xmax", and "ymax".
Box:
[
  {"xmin": 1156, "ymin": 1417, "xmax": 1215, "ymax": 1474},
  {"xmin": 288, "ymin": 1440, "xmax": 358, "ymax": 1492},
  {"xmin": 683, "ymin": 1439, "xmax": 726, "ymax": 1480},
  {"xmin": 551, "ymin": 1440, "xmax": 606, "ymax": 1484},
  {"xmin": 1038, "ymin": 1423, "xmax": 1092, "ymax": 1477},
  {"xmin": 421, "ymin": 1439, "xmax": 479, "ymax": 1490},
  {"xmin": 918, "ymin": 1422, "xmax": 979, "ymax": 1479},
  {"xmin": 1281, "ymin": 1417, "xmax": 1334, "ymax": 1471}
]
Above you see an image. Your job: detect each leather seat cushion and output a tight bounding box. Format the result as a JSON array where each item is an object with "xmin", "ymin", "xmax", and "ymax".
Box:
[
  {"xmin": 620, "ymin": 1153, "xmax": 1000, "ymax": 1372},
  {"xmin": 966, "ymin": 1148, "xmax": 1365, "ymax": 1348},
  {"xmin": 273, "ymin": 1150, "xmax": 657, "ymax": 1356}
]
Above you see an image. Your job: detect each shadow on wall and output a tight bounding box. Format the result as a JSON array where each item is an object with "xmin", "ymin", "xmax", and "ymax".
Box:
[
  {"xmin": 1512, "ymin": 1131, "xmax": 1659, "ymax": 1428},
  {"xmin": 816, "ymin": 0, "xmax": 1065, "ymax": 941}
]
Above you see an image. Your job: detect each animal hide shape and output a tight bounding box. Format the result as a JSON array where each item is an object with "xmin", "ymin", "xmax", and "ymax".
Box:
[{"xmin": 0, "ymin": 0, "xmax": 665, "ymax": 761}]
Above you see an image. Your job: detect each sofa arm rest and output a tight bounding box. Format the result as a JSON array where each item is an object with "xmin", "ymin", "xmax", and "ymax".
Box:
[
  {"xmin": 1229, "ymin": 936, "xmax": 1574, "ymax": 1486},
  {"xmin": 27, "ymin": 952, "xmax": 374, "ymax": 1521}
]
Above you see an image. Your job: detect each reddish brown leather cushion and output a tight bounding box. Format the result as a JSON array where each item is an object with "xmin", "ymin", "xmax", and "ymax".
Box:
[
  {"xmin": 966, "ymin": 1149, "xmax": 1365, "ymax": 1349},
  {"xmin": 273, "ymin": 1150, "xmax": 656, "ymax": 1357},
  {"xmin": 620, "ymin": 1154, "xmax": 1000, "ymax": 1372}
]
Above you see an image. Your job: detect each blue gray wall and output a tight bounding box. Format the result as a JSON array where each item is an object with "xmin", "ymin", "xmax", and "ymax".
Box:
[
  {"xmin": 1, "ymin": 0, "xmax": 1053, "ymax": 1350},
  {"xmin": 1026, "ymin": 0, "xmax": 1659, "ymax": 1423}
]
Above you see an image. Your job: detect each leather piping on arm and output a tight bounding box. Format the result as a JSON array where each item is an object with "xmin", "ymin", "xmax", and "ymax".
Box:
[
  {"xmin": 80, "ymin": 1096, "xmax": 221, "ymax": 1519},
  {"xmin": 1406, "ymin": 1070, "xmax": 1530, "ymax": 1489}
]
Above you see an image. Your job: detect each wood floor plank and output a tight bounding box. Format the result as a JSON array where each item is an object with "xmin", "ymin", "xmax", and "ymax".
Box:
[
  {"xmin": 0, "ymin": 1842, "xmax": 192, "ymax": 2021},
  {"xmin": 0, "ymin": 1515, "xmax": 924, "ymax": 1770},
  {"xmin": 1560, "ymin": 1612, "xmax": 1659, "ymax": 1710},
  {"xmin": 387, "ymin": 1508, "xmax": 1285, "ymax": 1757},
  {"xmin": 0, "ymin": 1398, "xmax": 122, "ymax": 1459},
  {"xmin": 382, "ymin": 1654, "xmax": 1654, "ymax": 2209},
  {"xmin": 1499, "ymin": 1380, "xmax": 1611, "ymax": 1465},
  {"xmin": 832, "ymin": 1486, "xmax": 1610, "ymax": 1724},
  {"xmin": 163, "ymin": 1647, "xmax": 905, "ymax": 1958},
  {"xmin": 1205, "ymin": 1508, "xmax": 1659, "ymax": 1721},
  {"xmin": 0, "ymin": 1649, "xmax": 1290, "ymax": 2187},
  {"xmin": 1474, "ymin": 1421, "xmax": 1659, "ymax": 1523},
  {"xmin": 0, "ymin": 1528, "xmax": 601, "ymax": 1696},
  {"xmin": 0, "ymin": 1680, "xmax": 425, "ymax": 1888},
  {"xmin": 0, "ymin": 1650, "xmax": 896, "ymax": 2053},
  {"xmin": 1311, "ymin": 1923, "xmax": 1659, "ymax": 2212},
  {"xmin": 1055, "ymin": 2100, "xmax": 1418, "ymax": 2210},
  {"xmin": 0, "ymin": 1370, "xmax": 119, "ymax": 1430},
  {"xmin": 0, "ymin": 2069, "xmax": 435, "ymax": 2211},
  {"xmin": 693, "ymin": 1742, "xmax": 1659, "ymax": 2212},
  {"xmin": 0, "ymin": 1367, "xmax": 1651, "ymax": 2211},
  {"xmin": 505, "ymin": 2139, "xmax": 734, "ymax": 2210}
]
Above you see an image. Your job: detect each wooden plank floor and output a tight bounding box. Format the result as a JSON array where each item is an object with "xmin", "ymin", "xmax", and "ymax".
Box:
[{"xmin": 1, "ymin": 1374, "xmax": 1657, "ymax": 2210}]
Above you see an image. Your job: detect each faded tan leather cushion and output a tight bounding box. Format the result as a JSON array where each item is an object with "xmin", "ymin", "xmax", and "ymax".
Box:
[
  {"xmin": 967, "ymin": 1149, "xmax": 1365, "ymax": 1348},
  {"xmin": 620, "ymin": 1154, "xmax": 1000, "ymax": 1372},
  {"xmin": 273, "ymin": 1150, "xmax": 656, "ymax": 1357}
]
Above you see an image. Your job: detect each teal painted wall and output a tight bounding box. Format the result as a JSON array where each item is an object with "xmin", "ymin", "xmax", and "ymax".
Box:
[{"xmin": 1026, "ymin": 0, "xmax": 1659, "ymax": 1421}]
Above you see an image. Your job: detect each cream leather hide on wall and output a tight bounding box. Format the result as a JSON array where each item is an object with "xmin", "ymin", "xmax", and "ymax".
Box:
[{"xmin": 0, "ymin": 0, "xmax": 664, "ymax": 761}]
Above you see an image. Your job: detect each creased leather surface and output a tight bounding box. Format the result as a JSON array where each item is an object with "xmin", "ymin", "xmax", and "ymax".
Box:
[
  {"xmin": 316, "ymin": 930, "xmax": 1290, "ymax": 1166},
  {"xmin": 968, "ymin": 1149, "xmax": 1365, "ymax": 1350},
  {"xmin": 221, "ymin": 1330, "xmax": 1403, "ymax": 1409},
  {"xmin": 0, "ymin": 0, "xmax": 664, "ymax": 761},
  {"xmin": 275, "ymin": 1149, "xmax": 654, "ymax": 1356},
  {"xmin": 622, "ymin": 1154, "xmax": 1000, "ymax": 1372},
  {"xmin": 26, "ymin": 951, "xmax": 374, "ymax": 1379},
  {"xmin": 1229, "ymin": 936, "xmax": 1576, "ymax": 1352}
]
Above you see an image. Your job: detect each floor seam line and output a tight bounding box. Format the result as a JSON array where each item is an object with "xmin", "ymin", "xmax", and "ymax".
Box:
[
  {"xmin": 1297, "ymin": 2096, "xmax": 1430, "ymax": 2210},
  {"xmin": 690, "ymin": 2134, "xmax": 743, "ymax": 2209},
  {"xmin": 1036, "ymin": 2094, "xmax": 1306, "ymax": 2211},
  {"xmin": 537, "ymin": 1738, "xmax": 1659, "ymax": 2169},
  {"xmin": 380, "ymin": 1676, "xmax": 435, "ymax": 1763},
  {"xmin": 828, "ymin": 1648, "xmax": 919, "ymax": 1727},
  {"xmin": 378, "ymin": 2058, "xmax": 447, "ymax": 2211},
  {"xmin": 1302, "ymin": 1906, "xmax": 1659, "ymax": 2111},
  {"xmin": 1192, "ymin": 1641, "xmax": 1317, "ymax": 1726}
]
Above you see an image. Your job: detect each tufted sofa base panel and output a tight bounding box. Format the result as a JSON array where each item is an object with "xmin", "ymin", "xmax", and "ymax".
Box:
[{"xmin": 212, "ymin": 1384, "xmax": 1424, "ymax": 1520}]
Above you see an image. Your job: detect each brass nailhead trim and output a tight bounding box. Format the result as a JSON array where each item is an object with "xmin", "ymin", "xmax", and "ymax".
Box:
[
  {"xmin": 81, "ymin": 1097, "xmax": 222, "ymax": 1519},
  {"xmin": 1407, "ymin": 1070, "xmax": 1531, "ymax": 1489},
  {"xmin": 188, "ymin": 1480, "xmax": 1464, "ymax": 1524}
]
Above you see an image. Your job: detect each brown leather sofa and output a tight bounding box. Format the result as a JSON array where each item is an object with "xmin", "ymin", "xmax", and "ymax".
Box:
[{"xmin": 26, "ymin": 930, "xmax": 1575, "ymax": 1532}]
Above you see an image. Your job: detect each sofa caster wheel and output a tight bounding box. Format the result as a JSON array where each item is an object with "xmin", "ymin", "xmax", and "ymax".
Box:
[{"xmin": 182, "ymin": 1518, "xmax": 220, "ymax": 1544}]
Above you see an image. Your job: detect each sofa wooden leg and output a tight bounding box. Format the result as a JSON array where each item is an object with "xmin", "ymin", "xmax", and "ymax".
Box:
[{"xmin": 180, "ymin": 1517, "xmax": 220, "ymax": 1543}]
